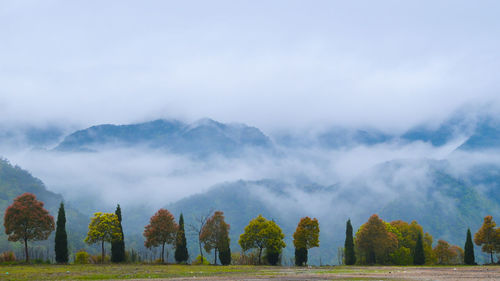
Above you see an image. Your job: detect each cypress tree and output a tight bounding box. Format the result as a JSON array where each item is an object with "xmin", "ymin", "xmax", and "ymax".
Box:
[
  {"xmin": 295, "ymin": 248, "xmax": 307, "ymax": 266},
  {"xmin": 174, "ymin": 213, "xmax": 189, "ymax": 263},
  {"xmin": 464, "ymin": 228, "xmax": 475, "ymax": 265},
  {"xmin": 219, "ymin": 236, "xmax": 231, "ymax": 265},
  {"xmin": 344, "ymin": 219, "xmax": 356, "ymax": 265},
  {"xmin": 54, "ymin": 202, "xmax": 69, "ymax": 263},
  {"xmin": 413, "ymin": 232, "xmax": 425, "ymax": 265},
  {"xmin": 111, "ymin": 204, "xmax": 125, "ymax": 262}
]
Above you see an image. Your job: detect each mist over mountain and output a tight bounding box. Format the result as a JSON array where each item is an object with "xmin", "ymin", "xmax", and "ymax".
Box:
[{"xmin": 1, "ymin": 108, "xmax": 500, "ymax": 264}]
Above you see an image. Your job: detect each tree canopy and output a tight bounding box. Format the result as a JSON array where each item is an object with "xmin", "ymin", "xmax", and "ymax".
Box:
[
  {"xmin": 85, "ymin": 212, "xmax": 122, "ymax": 263},
  {"xmin": 3, "ymin": 193, "xmax": 55, "ymax": 262},
  {"xmin": 111, "ymin": 204, "xmax": 125, "ymax": 263},
  {"xmin": 474, "ymin": 215, "xmax": 500, "ymax": 264},
  {"xmin": 344, "ymin": 219, "xmax": 356, "ymax": 265},
  {"xmin": 293, "ymin": 217, "xmax": 319, "ymax": 266},
  {"xmin": 239, "ymin": 214, "xmax": 286, "ymax": 265},
  {"xmin": 355, "ymin": 214, "xmax": 398, "ymax": 264},
  {"xmin": 143, "ymin": 208, "xmax": 178, "ymax": 263},
  {"xmin": 174, "ymin": 213, "xmax": 189, "ymax": 263},
  {"xmin": 200, "ymin": 211, "xmax": 230, "ymax": 265},
  {"xmin": 55, "ymin": 202, "xmax": 69, "ymax": 263}
]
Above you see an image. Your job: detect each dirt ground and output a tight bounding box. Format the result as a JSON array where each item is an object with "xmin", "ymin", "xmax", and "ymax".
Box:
[{"xmin": 159, "ymin": 266, "xmax": 500, "ymax": 281}]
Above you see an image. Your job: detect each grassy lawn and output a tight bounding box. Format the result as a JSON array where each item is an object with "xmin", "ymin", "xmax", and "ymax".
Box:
[{"xmin": 0, "ymin": 264, "xmax": 291, "ymax": 280}]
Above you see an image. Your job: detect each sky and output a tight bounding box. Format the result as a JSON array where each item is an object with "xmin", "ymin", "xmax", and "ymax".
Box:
[{"xmin": 1, "ymin": 0, "xmax": 500, "ymax": 132}]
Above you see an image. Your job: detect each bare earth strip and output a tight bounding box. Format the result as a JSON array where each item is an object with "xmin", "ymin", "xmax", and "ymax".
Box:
[{"xmin": 130, "ymin": 266, "xmax": 500, "ymax": 281}]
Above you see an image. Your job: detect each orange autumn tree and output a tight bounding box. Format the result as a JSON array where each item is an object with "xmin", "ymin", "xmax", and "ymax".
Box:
[
  {"xmin": 355, "ymin": 214, "xmax": 398, "ymax": 264},
  {"xmin": 144, "ymin": 209, "xmax": 178, "ymax": 263},
  {"xmin": 293, "ymin": 217, "xmax": 320, "ymax": 266},
  {"xmin": 474, "ymin": 215, "xmax": 500, "ymax": 264},
  {"xmin": 433, "ymin": 240, "xmax": 464, "ymax": 265},
  {"xmin": 3, "ymin": 193, "xmax": 55, "ymax": 262}
]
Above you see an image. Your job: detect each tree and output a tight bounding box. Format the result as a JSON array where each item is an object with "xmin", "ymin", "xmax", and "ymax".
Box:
[
  {"xmin": 464, "ymin": 228, "xmax": 475, "ymax": 265},
  {"xmin": 111, "ymin": 204, "xmax": 125, "ymax": 263},
  {"xmin": 344, "ymin": 219, "xmax": 356, "ymax": 265},
  {"xmin": 200, "ymin": 211, "xmax": 230, "ymax": 265},
  {"xmin": 295, "ymin": 247, "xmax": 307, "ymax": 266},
  {"xmin": 3, "ymin": 193, "xmax": 55, "ymax": 262},
  {"xmin": 188, "ymin": 209, "xmax": 213, "ymax": 264},
  {"xmin": 174, "ymin": 213, "xmax": 189, "ymax": 263},
  {"xmin": 219, "ymin": 235, "xmax": 231, "ymax": 265},
  {"xmin": 293, "ymin": 217, "xmax": 319, "ymax": 266},
  {"xmin": 55, "ymin": 202, "xmax": 68, "ymax": 263},
  {"xmin": 413, "ymin": 232, "xmax": 425, "ymax": 265},
  {"xmin": 389, "ymin": 220, "xmax": 434, "ymax": 265},
  {"xmin": 355, "ymin": 214, "xmax": 398, "ymax": 264},
  {"xmin": 85, "ymin": 212, "xmax": 122, "ymax": 263},
  {"xmin": 143, "ymin": 208, "xmax": 178, "ymax": 263},
  {"xmin": 433, "ymin": 240, "xmax": 463, "ymax": 265},
  {"xmin": 474, "ymin": 215, "xmax": 500, "ymax": 264},
  {"xmin": 239, "ymin": 215, "xmax": 286, "ymax": 265}
]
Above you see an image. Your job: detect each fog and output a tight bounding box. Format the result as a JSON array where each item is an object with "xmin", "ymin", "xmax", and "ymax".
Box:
[
  {"xmin": 0, "ymin": 130, "xmax": 475, "ymax": 213},
  {"xmin": 2, "ymin": 1, "xmax": 500, "ymax": 132}
]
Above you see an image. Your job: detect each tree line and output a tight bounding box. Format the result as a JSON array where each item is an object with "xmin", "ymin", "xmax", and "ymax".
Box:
[{"xmin": 3, "ymin": 193, "xmax": 499, "ymax": 265}]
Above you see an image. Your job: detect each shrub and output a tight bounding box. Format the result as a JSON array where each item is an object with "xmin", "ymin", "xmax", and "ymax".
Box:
[
  {"xmin": 75, "ymin": 250, "xmax": 90, "ymax": 264},
  {"xmin": 191, "ymin": 255, "xmax": 210, "ymax": 265},
  {"xmin": 230, "ymin": 251, "xmax": 259, "ymax": 265},
  {"xmin": 0, "ymin": 251, "xmax": 16, "ymax": 262},
  {"xmin": 90, "ymin": 254, "xmax": 110, "ymax": 264}
]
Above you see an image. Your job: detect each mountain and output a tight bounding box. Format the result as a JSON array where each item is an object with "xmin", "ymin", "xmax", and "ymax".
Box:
[
  {"xmin": 55, "ymin": 119, "xmax": 273, "ymax": 156},
  {"xmin": 457, "ymin": 117, "xmax": 500, "ymax": 150},
  {"xmin": 0, "ymin": 158, "xmax": 89, "ymax": 256},
  {"xmin": 166, "ymin": 179, "xmax": 337, "ymax": 265},
  {"xmin": 162, "ymin": 159, "xmax": 499, "ymax": 265},
  {"xmin": 401, "ymin": 113, "xmax": 500, "ymax": 151}
]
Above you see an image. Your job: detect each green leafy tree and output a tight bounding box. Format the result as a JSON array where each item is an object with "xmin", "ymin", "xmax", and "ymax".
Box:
[
  {"xmin": 474, "ymin": 215, "xmax": 500, "ymax": 264},
  {"xmin": 111, "ymin": 204, "xmax": 125, "ymax": 263},
  {"xmin": 344, "ymin": 219, "xmax": 356, "ymax": 265},
  {"xmin": 239, "ymin": 215, "xmax": 286, "ymax": 265},
  {"xmin": 200, "ymin": 211, "xmax": 230, "ymax": 265},
  {"xmin": 55, "ymin": 202, "xmax": 69, "ymax": 263},
  {"xmin": 85, "ymin": 212, "xmax": 123, "ymax": 263},
  {"xmin": 464, "ymin": 228, "xmax": 475, "ymax": 265},
  {"xmin": 143, "ymin": 208, "xmax": 178, "ymax": 263},
  {"xmin": 293, "ymin": 217, "xmax": 319, "ymax": 266},
  {"xmin": 413, "ymin": 232, "xmax": 425, "ymax": 265},
  {"xmin": 3, "ymin": 193, "xmax": 55, "ymax": 262},
  {"xmin": 174, "ymin": 213, "xmax": 189, "ymax": 263}
]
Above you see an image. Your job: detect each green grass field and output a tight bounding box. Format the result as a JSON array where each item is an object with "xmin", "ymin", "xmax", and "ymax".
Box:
[
  {"xmin": 0, "ymin": 264, "xmax": 358, "ymax": 280},
  {"xmin": 0, "ymin": 264, "xmax": 291, "ymax": 280}
]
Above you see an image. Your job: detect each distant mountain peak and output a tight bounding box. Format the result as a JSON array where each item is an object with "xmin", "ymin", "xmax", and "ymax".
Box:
[{"xmin": 54, "ymin": 118, "xmax": 273, "ymax": 156}]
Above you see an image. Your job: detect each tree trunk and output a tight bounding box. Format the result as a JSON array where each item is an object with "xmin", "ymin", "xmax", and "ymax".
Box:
[
  {"xmin": 161, "ymin": 242, "xmax": 165, "ymax": 263},
  {"xmin": 101, "ymin": 240, "xmax": 105, "ymax": 264},
  {"xmin": 214, "ymin": 248, "xmax": 217, "ymax": 265},
  {"xmin": 491, "ymin": 251, "xmax": 494, "ymax": 264},
  {"xmin": 24, "ymin": 238, "xmax": 29, "ymax": 263},
  {"xmin": 258, "ymin": 247, "xmax": 262, "ymax": 265}
]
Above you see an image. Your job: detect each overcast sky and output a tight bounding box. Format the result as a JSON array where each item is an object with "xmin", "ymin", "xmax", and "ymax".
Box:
[{"xmin": 1, "ymin": 0, "xmax": 500, "ymax": 132}]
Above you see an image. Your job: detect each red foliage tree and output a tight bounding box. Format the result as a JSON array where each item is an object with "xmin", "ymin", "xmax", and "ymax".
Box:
[
  {"xmin": 3, "ymin": 193, "xmax": 55, "ymax": 262},
  {"xmin": 200, "ymin": 211, "xmax": 230, "ymax": 264},
  {"xmin": 143, "ymin": 208, "xmax": 178, "ymax": 263}
]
